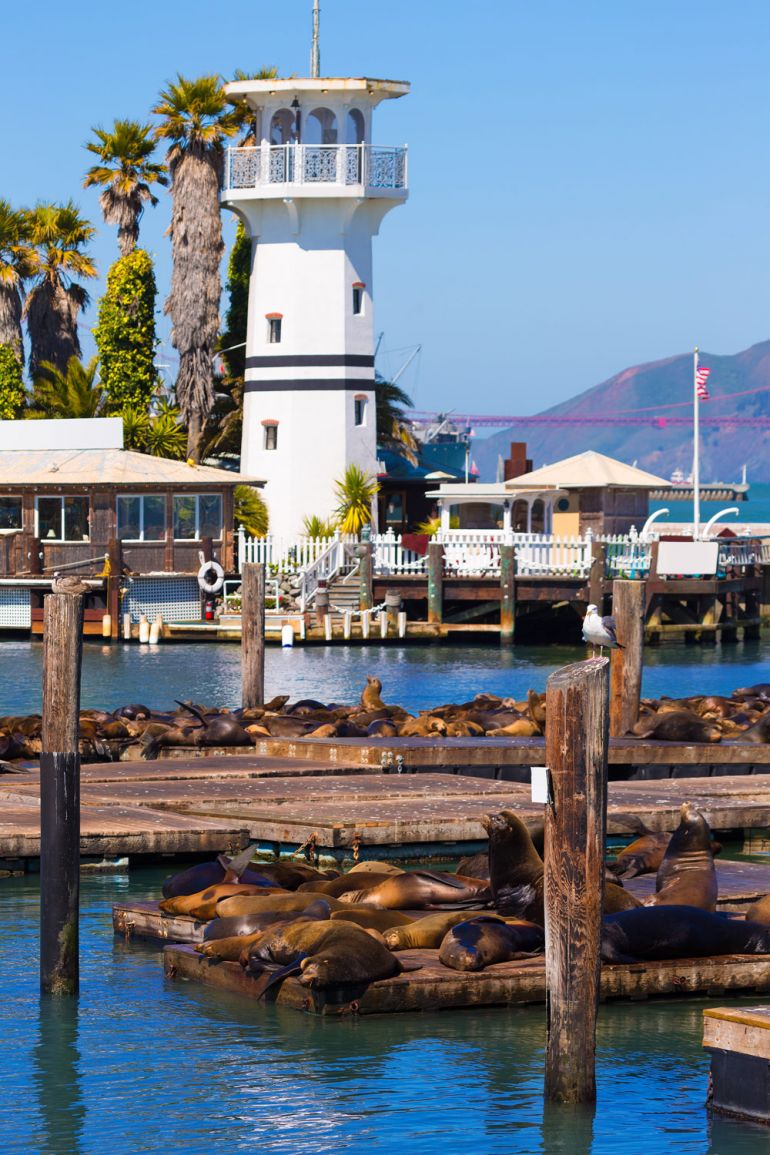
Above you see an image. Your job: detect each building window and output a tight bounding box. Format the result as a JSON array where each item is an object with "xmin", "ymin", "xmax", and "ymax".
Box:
[
  {"xmin": 352, "ymin": 283, "xmax": 365, "ymax": 315},
  {"xmin": 0, "ymin": 497, "xmax": 22, "ymax": 530},
  {"xmin": 36, "ymin": 496, "xmax": 90, "ymax": 542},
  {"xmin": 267, "ymin": 316, "xmax": 282, "ymax": 343},
  {"xmin": 354, "ymin": 396, "xmax": 367, "ymax": 426},
  {"xmin": 384, "ymin": 493, "xmax": 404, "ymax": 527},
  {"xmin": 173, "ymin": 494, "xmax": 223, "ymax": 541},
  {"xmin": 117, "ymin": 495, "xmax": 166, "ymax": 542},
  {"xmin": 263, "ymin": 422, "xmax": 278, "ymax": 451}
]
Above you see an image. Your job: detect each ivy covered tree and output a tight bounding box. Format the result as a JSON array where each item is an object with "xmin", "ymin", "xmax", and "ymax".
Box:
[
  {"xmin": 220, "ymin": 221, "xmax": 250, "ymax": 382},
  {"xmin": 94, "ymin": 248, "xmax": 159, "ymax": 415},
  {"xmin": 0, "ymin": 344, "xmax": 25, "ymax": 418}
]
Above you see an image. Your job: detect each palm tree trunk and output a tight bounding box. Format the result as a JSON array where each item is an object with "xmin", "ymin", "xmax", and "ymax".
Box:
[
  {"xmin": 26, "ymin": 281, "xmax": 82, "ymax": 376},
  {"xmin": 166, "ymin": 144, "xmax": 222, "ymax": 462},
  {"xmin": 0, "ymin": 283, "xmax": 23, "ymax": 366}
]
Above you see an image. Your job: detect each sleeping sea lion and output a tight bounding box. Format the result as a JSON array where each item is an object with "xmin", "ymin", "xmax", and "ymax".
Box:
[
  {"xmin": 632, "ymin": 710, "xmax": 722, "ymax": 744},
  {"xmin": 216, "ymin": 891, "xmax": 346, "ymax": 918},
  {"xmin": 601, "ymin": 905, "xmax": 770, "ymax": 963},
  {"xmin": 456, "ymin": 853, "xmax": 490, "ymax": 880},
  {"xmin": 726, "ymin": 713, "xmax": 770, "ymax": 745},
  {"xmin": 347, "ymin": 860, "xmax": 403, "ymax": 876},
  {"xmin": 245, "ymin": 861, "xmax": 337, "ymax": 889},
  {"xmin": 367, "ymin": 719, "xmax": 399, "ymax": 738},
  {"xmin": 645, "ymin": 802, "xmax": 717, "ymax": 911},
  {"xmin": 297, "ymin": 872, "xmax": 399, "ymax": 897},
  {"xmin": 197, "ymin": 900, "xmax": 333, "ymax": 961},
  {"xmin": 160, "ymin": 884, "xmax": 284, "ymax": 921},
  {"xmin": 483, "ymin": 810, "xmax": 545, "ymax": 922},
  {"xmin": 337, "ymin": 870, "xmax": 491, "ymax": 911},
  {"xmin": 383, "ymin": 910, "xmax": 487, "ymax": 950},
  {"xmin": 330, "ymin": 909, "xmax": 414, "ymax": 932},
  {"xmin": 438, "ymin": 917, "xmax": 545, "ymax": 971},
  {"xmin": 746, "ymin": 894, "xmax": 770, "ymax": 925},
  {"xmin": 161, "ymin": 845, "xmax": 272, "ymax": 899},
  {"xmin": 246, "ymin": 919, "xmax": 410, "ymax": 992}
]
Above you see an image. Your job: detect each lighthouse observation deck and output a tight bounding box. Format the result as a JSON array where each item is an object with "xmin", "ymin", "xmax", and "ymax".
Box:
[{"xmin": 223, "ymin": 142, "xmax": 407, "ymax": 197}]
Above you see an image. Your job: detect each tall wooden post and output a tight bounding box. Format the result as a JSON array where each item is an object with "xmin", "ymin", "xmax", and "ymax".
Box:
[
  {"xmin": 241, "ymin": 562, "xmax": 265, "ymax": 709},
  {"xmin": 544, "ymin": 657, "xmax": 609, "ymax": 1104},
  {"xmin": 40, "ymin": 593, "xmax": 84, "ymax": 996},
  {"xmin": 358, "ymin": 540, "xmax": 373, "ymax": 611},
  {"xmin": 609, "ymin": 579, "xmax": 645, "ymax": 737},
  {"xmin": 427, "ymin": 542, "xmax": 443, "ymax": 625},
  {"xmin": 500, "ymin": 543, "xmax": 516, "ymax": 644},
  {"xmin": 587, "ymin": 539, "xmax": 605, "ymax": 609},
  {"xmin": 107, "ymin": 538, "xmax": 122, "ymax": 640}
]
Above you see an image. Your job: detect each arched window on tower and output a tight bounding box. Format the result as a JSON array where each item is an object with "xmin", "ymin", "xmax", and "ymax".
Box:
[
  {"xmin": 305, "ymin": 107, "xmax": 338, "ymax": 145},
  {"xmin": 347, "ymin": 109, "xmax": 365, "ymax": 144},
  {"xmin": 270, "ymin": 109, "xmax": 296, "ymax": 144}
]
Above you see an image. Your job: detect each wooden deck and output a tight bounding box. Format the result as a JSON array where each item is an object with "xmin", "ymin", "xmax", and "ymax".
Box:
[
  {"xmin": 704, "ymin": 1004, "xmax": 770, "ymax": 1122},
  {"xmin": 5, "ymin": 761, "xmax": 770, "ymax": 863},
  {"xmin": 163, "ymin": 942, "xmax": 770, "ymax": 1016}
]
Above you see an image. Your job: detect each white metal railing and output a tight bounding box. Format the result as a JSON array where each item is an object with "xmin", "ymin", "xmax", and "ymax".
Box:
[
  {"xmin": 299, "ymin": 535, "xmax": 359, "ymax": 611},
  {"xmin": 224, "ymin": 143, "xmax": 408, "ymax": 192}
]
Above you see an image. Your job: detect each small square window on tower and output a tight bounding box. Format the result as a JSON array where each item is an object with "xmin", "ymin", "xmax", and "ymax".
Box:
[
  {"xmin": 354, "ymin": 394, "xmax": 367, "ymax": 427},
  {"xmin": 262, "ymin": 420, "xmax": 278, "ymax": 450},
  {"xmin": 352, "ymin": 282, "xmax": 365, "ymax": 316},
  {"xmin": 266, "ymin": 313, "xmax": 282, "ymax": 343}
]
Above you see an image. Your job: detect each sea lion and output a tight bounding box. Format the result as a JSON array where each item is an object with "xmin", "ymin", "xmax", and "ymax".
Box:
[
  {"xmin": 330, "ymin": 909, "xmax": 414, "ymax": 932},
  {"xmin": 746, "ymin": 894, "xmax": 770, "ymax": 925},
  {"xmin": 384, "ymin": 910, "xmax": 486, "ymax": 950},
  {"xmin": 347, "ymin": 860, "xmax": 403, "ymax": 876},
  {"xmin": 645, "ymin": 803, "xmax": 717, "ymax": 911},
  {"xmin": 337, "ymin": 870, "xmax": 491, "ymax": 910},
  {"xmin": 216, "ymin": 891, "xmax": 346, "ymax": 918},
  {"xmin": 297, "ymin": 872, "xmax": 399, "ymax": 897},
  {"xmin": 245, "ymin": 861, "xmax": 337, "ymax": 889},
  {"xmin": 610, "ymin": 828, "xmax": 722, "ymax": 880},
  {"xmin": 197, "ymin": 900, "xmax": 333, "ymax": 961},
  {"xmin": 160, "ymin": 884, "xmax": 283, "ymax": 921},
  {"xmin": 161, "ymin": 845, "xmax": 273, "ymax": 899},
  {"xmin": 632, "ymin": 710, "xmax": 722, "ymax": 744},
  {"xmin": 361, "ymin": 676, "xmax": 387, "ymax": 711},
  {"xmin": 604, "ymin": 883, "xmax": 643, "ymax": 912},
  {"xmin": 456, "ymin": 853, "xmax": 490, "ymax": 880},
  {"xmin": 112, "ymin": 703, "xmax": 153, "ymax": 720},
  {"xmin": 438, "ymin": 916, "xmax": 545, "ymax": 971},
  {"xmin": 483, "ymin": 810, "xmax": 545, "ymax": 922},
  {"xmin": 726, "ymin": 713, "xmax": 770, "ymax": 745},
  {"xmin": 487, "ymin": 718, "xmax": 541, "ymax": 738},
  {"xmin": 367, "ymin": 719, "xmax": 399, "ymax": 738},
  {"xmin": 246, "ymin": 919, "xmax": 410, "ymax": 991},
  {"xmin": 601, "ymin": 905, "xmax": 770, "ymax": 963}
]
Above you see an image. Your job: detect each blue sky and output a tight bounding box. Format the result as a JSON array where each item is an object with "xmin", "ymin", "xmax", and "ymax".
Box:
[{"xmin": 4, "ymin": 0, "xmax": 770, "ymax": 414}]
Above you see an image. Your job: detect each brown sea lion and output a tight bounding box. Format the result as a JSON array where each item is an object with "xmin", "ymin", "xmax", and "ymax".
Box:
[
  {"xmin": 604, "ymin": 883, "xmax": 642, "ymax": 912},
  {"xmin": 297, "ymin": 872, "xmax": 399, "ymax": 897},
  {"xmin": 348, "ymin": 861, "xmax": 403, "ymax": 875},
  {"xmin": 487, "ymin": 718, "xmax": 541, "ymax": 738},
  {"xmin": 330, "ymin": 908, "xmax": 414, "ymax": 932},
  {"xmin": 248, "ymin": 861, "xmax": 337, "ymax": 889},
  {"xmin": 197, "ymin": 900, "xmax": 333, "ymax": 961},
  {"xmin": 482, "ymin": 810, "xmax": 545, "ymax": 922},
  {"xmin": 726, "ymin": 713, "xmax": 770, "ymax": 745},
  {"xmin": 610, "ymin": 828, "xmax": 722, "ymax": 880},
  {"xmin": 602, "ymin": 905, "xmax": 770, "ymax": 963},
  {"xmin": 361, "ymin": 676, "xmax": 387, "ymax": 711},
  {"xmin": 527, "ymin": 690, "xmax": 546, "ymax": 732},
  {"xmin": 438, "ymin": 916, "xmax": 545, "ymax": 971},
  {"xmin": 367, "ymin": 719, "xmax": 399, "ymax": 738},
  {"xmin": 307, "ymin": 723, "xmax": 338, "ymax": 738},
  {"xmin": 746, "ymin": 894, "xmax": 770, "ymax": 924},
  {"xmin": 384, "ymin": 910, "xmax": 486, "ymax": 950},
  {"xmin": 337, "ymin": 870, "xmax": 491, "ymax": 910},
  {"xmin": 456, "ymin": 852, "xmax": 490, "ymax": 880},
  {"xmin": 632, "ymin": 710, "xmax": 722, "ymax": 743},
  {"xmin": 245, "ymin": 919, "xmax": 410, "ymax": 991},
  {"xmin": 160, "ymin": 884, "xmax": 284, "ymax": 921},
  {"xmin": 216, "ymin": 891, "xmax": 346, "ymax": 918},
  {"xmin": 161, "ymin": 844, "xmax": 273, "ymax": 899},
  {"xmin": 645, "ymin": 803, "xmax": 717, "ymax": 911}
]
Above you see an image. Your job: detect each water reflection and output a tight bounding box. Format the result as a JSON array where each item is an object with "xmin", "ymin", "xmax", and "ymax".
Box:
[{"xmin": 33, "ymin": 999, "xmax": 84, "ymax": 1154}]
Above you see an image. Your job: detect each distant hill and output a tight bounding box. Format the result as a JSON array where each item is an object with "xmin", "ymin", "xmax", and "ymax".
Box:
[{"xmin": 474, "ymin": 339, "xmax": 770, "ymax": 483}]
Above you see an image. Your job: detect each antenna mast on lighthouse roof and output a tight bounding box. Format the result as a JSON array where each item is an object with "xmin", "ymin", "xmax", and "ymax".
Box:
[{"xmin": 311, "ymin": 0, "xmax": 321, "ymax": 78}]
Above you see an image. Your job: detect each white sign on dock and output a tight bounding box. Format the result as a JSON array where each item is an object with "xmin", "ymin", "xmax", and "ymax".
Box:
[
  {"xmin": 531, "ymin": 766, "xmax": 552, "ymax": 804},
  {"xmin": 656, "ymin": 541, "xmax": 719, "ymax": 576}
]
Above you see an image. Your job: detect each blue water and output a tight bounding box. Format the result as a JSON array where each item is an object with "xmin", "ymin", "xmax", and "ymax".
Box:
[
  {"xmin": 650, "ymin": 480, "xmax": 770, "ymax": 526},
  {"xmin": 0, "ymin": 637, "xmax": 769, "ymax": 715},
  {"xmin": 1, "ymin": 869, "xmax": 768, "ymax": 1155}
]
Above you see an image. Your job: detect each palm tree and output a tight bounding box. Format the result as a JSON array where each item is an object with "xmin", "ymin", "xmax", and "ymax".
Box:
[
  {"xmin": 83, "ymin": 120, "xmax": 168, "ymax": 257},
  {"xmin": 28, "ymin": 356, "xmax": 105, "ymax": 418},
  {"xmin": 24, "ymin": 202, "xmax": 97, "ymax": 375},
  {"xmin": 234, "ymin": 485, "xmax": 269, "ymax": 537},
  {"xmin": 153, "ymin": 74, "xmax": 244, "ymax": 461},
  {"xmin": 333, "ymin": 465, "xmax": 380, "ymax": 534},
  {"xmin": 376, "ymin": 376, "xmax": 418, "ymax": 465},
  {"xmin": 0, "ymin": 199, "xmax": 32, "ymax": 364}
]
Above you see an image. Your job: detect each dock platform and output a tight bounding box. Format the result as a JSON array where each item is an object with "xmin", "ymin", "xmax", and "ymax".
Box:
[
  {"xmin": 163, "ymin": 943, "xmax": 770, "ymax": 1016},
  {"xmin": 704, "ymin": 1005, "xmax": 770, "ymax": 1123}
]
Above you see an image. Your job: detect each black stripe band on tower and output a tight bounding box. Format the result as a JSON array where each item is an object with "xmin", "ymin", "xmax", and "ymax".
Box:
[
  {"xmin": 245, "ymin": 353, "xmax": 374, "ymax": 369},
  {"xmin": 245, "ymin": 378, "xmax": 375, "ymax": 393}
]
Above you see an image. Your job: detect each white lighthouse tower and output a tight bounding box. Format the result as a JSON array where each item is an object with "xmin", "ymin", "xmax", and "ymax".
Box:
[{"xmin": 221, "ymin": 68, "xmax": 409, "ymax": 537}]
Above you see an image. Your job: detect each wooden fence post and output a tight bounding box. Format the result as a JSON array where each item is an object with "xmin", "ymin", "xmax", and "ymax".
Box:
[
  {"xmin": 427, "ymin": 542, "xmax": 443, "ymax": 625},
  {"xmin": 609, "ymin": 579, "xmax": 645, "ymax": 737},
  {"xmin": 544, "ymin": 657, "xmax": 609, "ymax": 1104},
  {"xmin": 241, "ymin": 562, "xmax": 265, "ymax": 709},
  {"xmin": 358, "ymin": 540, "xmax": 373, "ymax": 611},
  {"xmin": 40, "ymin": 592, "xmax": 84, "ymax": 996},
  {"xmin": 500, "ymin": 543, "xmax": 516, "ymax": 644}
]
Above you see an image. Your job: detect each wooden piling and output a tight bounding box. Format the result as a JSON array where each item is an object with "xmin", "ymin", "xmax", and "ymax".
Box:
[
  {"xmin": 500, "ymin": 544, "xmax": 516, "ymax": 645},
  {"xmin": 40, "ymin": 592, "xmax": 84, "ymax": 996},
  {"xmin": 427, "ymin": 542, "xmax": 444, "ymax": 625},
  {"xmin": 544, "ymin": 657, "xmax": 609, "ymax": 1104},
  {"xmin": 107, "ymin": 538, "xmax": 122, "ymax": 639},
  {"xmin": 241, "ymin": 562, "xmax": 265, "ymax": 709},
  {"xmin": 587, "ymin": 540, "xmax": 605, "ymax": 609},
  {"xmin": 609, "ymin": 579, "xmax": 645, "ymax": 738},
  {"xmin": 358, "ymin": 540, "xmax": 373, "ymax": 611}
]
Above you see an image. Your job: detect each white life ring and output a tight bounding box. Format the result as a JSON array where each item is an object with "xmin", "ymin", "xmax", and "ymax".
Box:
[{"xmin": 197, "ymin": 559, "xmax": 225, "ymax": 594}]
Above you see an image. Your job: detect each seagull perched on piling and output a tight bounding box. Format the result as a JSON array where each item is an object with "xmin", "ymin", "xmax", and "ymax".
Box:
[
  {"xmin": 51, "ymin": 572, "xmax": 91, "ymax": 596},
  {"xmin": 583, "ymin": 604, "xmax": 623, "ymax": 657}
]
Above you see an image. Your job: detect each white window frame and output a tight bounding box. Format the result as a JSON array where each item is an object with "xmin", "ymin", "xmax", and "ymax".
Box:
[
  {"xmin": 117, "ymin": 494, "xmax": 167, "ymax": 543},
  {"xmin": 354, "ymin": 397, "xmax": 367, "ymax": 427},
  {"xmin": 35, "ymin": 495, "xmax": 90, "ymax": 543},
  {"xmin": 172, "ymin": 493, "xmax": 223, "ymax": 542}
]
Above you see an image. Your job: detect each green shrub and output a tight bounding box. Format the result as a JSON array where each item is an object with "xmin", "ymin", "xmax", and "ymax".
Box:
[
  {"xmin": 94, "ymin": 248, "xmax": 158, "ymax": 414},
  {"xmin": 0, "ymin": 345, "xmax": 25, "ymax": 419}
]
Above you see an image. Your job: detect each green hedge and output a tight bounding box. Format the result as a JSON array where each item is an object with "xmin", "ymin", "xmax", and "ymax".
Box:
[
  {"xmin": 0, "ymin": 345, "xmax": 24, "ymax": 419},
  {"xmin": 95, "ymin": 248, "xmax": 158, "ymax": 415}
]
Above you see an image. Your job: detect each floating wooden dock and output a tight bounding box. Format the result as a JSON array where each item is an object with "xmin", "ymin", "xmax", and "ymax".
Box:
[
  {"xmin": 704, "ymin": 1005, "xmax": 770, "ymax": 1123},
  {"xmin": 6, "ymin": 762, "xmax": 770, "ymax": 865},
  {"xmin": 110, "ymin": 860, "xmax": 770, "ymax": 949},
  {"xmin": 163, "ymin": 943, "xmax": 770, "ymax": 1016}
]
